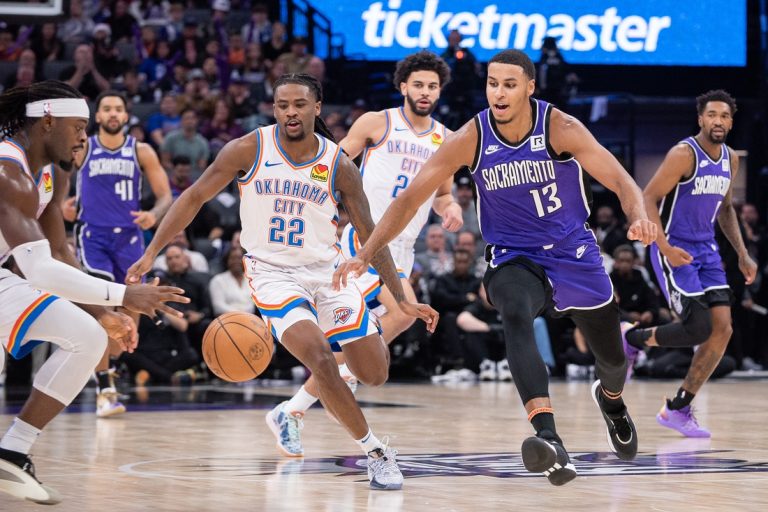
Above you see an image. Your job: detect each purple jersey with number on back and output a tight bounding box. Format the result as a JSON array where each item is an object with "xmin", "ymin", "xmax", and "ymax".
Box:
[
  {"xmin": 470, "ymin": 99, "xmax": 590, "ymax": 262},
  {"xmin": 77, "ymin": 135, "xmax": 142, "ymax": 227},
  {"xmin": 659, "ymin": 136, "xmax": 731, "ymax": 242}
]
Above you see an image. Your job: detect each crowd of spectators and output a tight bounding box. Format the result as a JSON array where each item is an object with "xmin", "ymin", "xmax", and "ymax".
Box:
[{"xmin": 0, "ymin": 1, "xmax": 766, "ymax": 389}]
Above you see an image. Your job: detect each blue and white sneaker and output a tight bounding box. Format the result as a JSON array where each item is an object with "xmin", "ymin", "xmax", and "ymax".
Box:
[
  {"xmin": 367, "ymin": 444, "xmax": 403, "ymax": 490},
  {"xmin": 265, "ymin": 401, "xmax": 304, "ymax": 457}
]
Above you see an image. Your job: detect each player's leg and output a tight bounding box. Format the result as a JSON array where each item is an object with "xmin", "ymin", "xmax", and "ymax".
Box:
[
  {"xmin": 277, "ymin": 316, "xmax": 402, "ymax": 489},
  {"xmin": 656, "ymin": 300, "xmax": 731, "ymax": 438},
  {"xmin": 570, "ymin": 302, "xmax": 638, "ymax": 460},
  {"xmin": 0, "ymin": 296, "xmax": 107, "ymax": 504},
  {"xmin": 373, "ymin": 278, "xmax": 418, "ymax": 343},
  {"xmin": 485, "ymin": 261, "xmax": 576, "ymax": 486}
]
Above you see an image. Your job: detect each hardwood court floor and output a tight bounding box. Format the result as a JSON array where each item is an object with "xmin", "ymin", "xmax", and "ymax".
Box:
[{"xmin": 2, "ymin": 379, "xmax": 768, "ymax": 512}]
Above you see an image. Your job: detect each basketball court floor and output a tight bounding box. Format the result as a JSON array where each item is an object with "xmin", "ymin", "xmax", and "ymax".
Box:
[{"xmin": 1, "ymin": 377, "xmax": 767, "ymax": 511}]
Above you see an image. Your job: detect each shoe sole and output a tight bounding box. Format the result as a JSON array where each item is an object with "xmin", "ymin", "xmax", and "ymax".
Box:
[
  {"xmin": 0, "ymin": 459, "xmax": 62, "ymax": 504},
  {"xmin": 520, "ymin": 437, "xmax": 577, "ymax": 486},
  {"xmin": 265, "ymin": 408, "xmax": 304, "ymax": 458},
  {"xmin": 96, "ymin": 404, "xmax": 126, "ymax": 418},
  {"xmin": 591, "ymin": 380, "xmax": 637, "ymax": 460},
  {"xmin": 369, "ymin": 478, "xmax": 403, "ymax": 491},
  {"xmin": 656, "ymin": 414, "xmax": 711, "ymax": 438}
]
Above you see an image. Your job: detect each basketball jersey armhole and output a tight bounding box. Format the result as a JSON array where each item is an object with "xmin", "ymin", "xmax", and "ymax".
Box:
[
  {"xmin": 543, "ymin": 104, "xmax": 573, "ymax": 162},
  {"xmin": 328, "ymin": 143, "xmax": 342, "ymax": 204},
  {"xmin": 237, "ymin": 129, "xmax": 262, "ymax": 185},
  {"xmin": 368, "ymin": 109, "xmax": 391, "ymax": 150},
  {"xmin": 678, "ymin": 140, "xmax": 699, "ymax": 185},
  {"xmin": 469, "ymin": 115, "xmax": 483, "ymax": 173}
]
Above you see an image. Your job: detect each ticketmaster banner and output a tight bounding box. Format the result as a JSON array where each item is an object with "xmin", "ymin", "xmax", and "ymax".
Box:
[{"xmin": 317, "ymin": 0, "xmax": 746, "ymax": 66}]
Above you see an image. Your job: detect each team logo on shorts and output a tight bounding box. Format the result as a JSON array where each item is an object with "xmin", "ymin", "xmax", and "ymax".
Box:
[
  {"xmin": 42, "ymin": 171, "xmax": 53, "ymax": 193},
  {"xmin": 333, "ymin": 307, "xmax": 354, "ymax": 324},
  {"xmin": 671, "ymin": 290, "xmax": 683, "ymax": 315},
  {"xmin": 310, "ymin": 164, "xmax": 329, "ymax": 182},
  {"xmin": 431, "ymin": 132, "xmax": 443, "ymax": 146}
]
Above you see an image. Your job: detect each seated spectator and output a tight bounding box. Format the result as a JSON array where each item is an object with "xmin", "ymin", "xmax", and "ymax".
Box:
[
  {"xmin": 59, "ymin": 43, "xmax": 110, "ymax": 100},
  {"xmin": 209, "ymin": 246, "xmax": 255, "ymax": 316},
  {"xmin": 128, "ymin": 123, "xmax": 147, "ymax": 143},
  {"xmin": 226, "ymin": 72, "xmax": 257, "ymax": 120},
  {"xmin": 161, "ymin": 243, "xmax": 213, "ymax": 354},
  {"xmin": 635, "ymin": 347, "xmax": 736, "ymax": 380},
  {"xmin": 154, "ymin": 231, "xmax": 211, "ymax": 273},
  {"xmin": 241, "ymin": 3, "xmax": 272, "ymax": 46},
  {"xmin": 201, "ymin": 56, "xmax": 223, "ymax": 93},
  {"xmin": 147, "ymin": 92, "xmax": 181, "ymax": 147},
  {"xmin": 455, "ymin": 175, "xmax": 481, "ymax": 239},
  {"xmin": 168, "ymin": 155, "xmax": 193, "ymax": 198},
  {"xmin": 276, "ymin": 36, "xmax": 314, "ymax": 74},
  {"xmin": 200, "ymin": 98, "xmax": 245, "ymax": 156},
  {"xmin": 610, "ymin": 244, "xmax": 660, "ymax": 327},
  {"xmin": 160, "ymin": 0, "xmax": 185, "ymax": 43},
  {"xmin": 155, "ymin": 61, "xmax": 189, "ymax": 95},
  {"xmin": 242, "ymin": 42, "xmax": 266, "ymax": 84},
  {"xmin": 416, "ymin": 224, "xmax": 453, "ymax": 282},
  {"xmin": 138, "ymin": 38, "xmax": 172, "ymax": 88},
  {"xmin": 117, "ymin": 68, "xmax": 152, "ymax": 103},
  {"xmin": 30, "ymin": 23, "xmax": 63, "ymax": 63},
  {"xmin": 252, "ymin": 60, "xmax": 285, "ymax": 125},
  {"xmin": 454, "ymin": 230, "xmax": 485, "ymax": 278},
  {"xmin": 594, "ymin": 205, "xmax": 629, "ymax": 257},
  {"xmin": 429, "ymin": 249, "xmax": 482, "ymax": 373},
  {"xmin": 228, "ymin": 32, "xmax": 246, "ymax": 69},
  {"xmin": 58, "ymin": 0, "xmax": 95, "ymax": 46},
  {"xmin": 161, "ymin": 108, "xmax": 210, "ymax": 177},
  {"xmin": 108, "ymin": 0, "xmax": 139, "ymax": 43},
  {"xmin": 183, "ymin": 68, "xmax": 216, "ymax": 116},
  {"xmin": 92, "ymin": 23, "xmax": 125, "ymax": 80},
  {"xmin": 456, "ymin": 284, "xmax": 508, "ymax": 380},
  {"xmin": 262, "ymin": 21, "xmax": 288, "ymax": 65},
  {"xmin": 120, "ymin": 285, "xmax": 200, "ymax": 385}
]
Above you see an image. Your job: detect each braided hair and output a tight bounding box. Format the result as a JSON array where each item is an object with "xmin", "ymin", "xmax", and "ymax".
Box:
[
  {"xmin": 272, "ymin": 73, "xmax": 337, "ymax": 143},
  {"xmin": 0, "ymin": 80, "xmax": 84, "ymax": 140}
]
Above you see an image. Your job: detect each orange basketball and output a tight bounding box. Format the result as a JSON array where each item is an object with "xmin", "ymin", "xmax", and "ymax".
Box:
[{"xmin": 202, "ymin": 312, "xmax": 274, "ymax": 382}]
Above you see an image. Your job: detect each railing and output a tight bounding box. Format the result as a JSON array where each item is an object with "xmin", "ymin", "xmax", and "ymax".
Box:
[{"xmin": 280, "ymin": 0, "xmax": 344, "ymax": 60}]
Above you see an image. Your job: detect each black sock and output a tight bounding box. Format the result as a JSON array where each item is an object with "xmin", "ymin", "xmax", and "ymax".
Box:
[
  {"xmin": 625, "ymin": 328, "xmax": 652, "ymax": 349},
  {"xmin": 598, "ymin": 387, "xmax": 625, "ymax": 415},
  {"xmin": 531, "ymin": 413, "xmax": 561, "ymax": 444},
  {"xmin": 96, "ymin": 370, "xmax": 112, "ymax": 392},
  {"xmin": 667, "ymin": 387, "xmax": 695, "ymax": 410}
]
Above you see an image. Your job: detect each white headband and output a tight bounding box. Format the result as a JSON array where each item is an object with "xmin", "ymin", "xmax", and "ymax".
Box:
[{"xmin": 25, "ymin": 98, "xmax": 90, "ymax": 119}]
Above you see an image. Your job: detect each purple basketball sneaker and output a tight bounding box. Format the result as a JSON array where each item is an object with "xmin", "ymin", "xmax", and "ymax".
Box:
[
  {"xmin": 621, "ymin": 322, "xmax": 640, "ymax": 381},
  {"xmin": 656, "ymin": 403, "xmax": 711, "ymax": 438}
]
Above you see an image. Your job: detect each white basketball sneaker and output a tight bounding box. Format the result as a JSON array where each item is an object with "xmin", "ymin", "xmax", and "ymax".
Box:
[
  {"xmin": 0, "ymin": 448, "xmax": 61, "ymax": 505},
  {"xmin": 96, "ymin": 387, "xmax": 126, "ymax": 418},
  {"xmin": 367, "ymin": 443, "xmax": 403, "ymax": 490},
  {"xmin": 265, "ymin": 402, "xmax": 304, "ymax": 457}
]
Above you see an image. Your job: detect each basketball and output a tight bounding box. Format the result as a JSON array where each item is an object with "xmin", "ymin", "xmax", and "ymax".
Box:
[{"xmin": 202, "ymin": 312, "xmax": 274, "ymax": 382}]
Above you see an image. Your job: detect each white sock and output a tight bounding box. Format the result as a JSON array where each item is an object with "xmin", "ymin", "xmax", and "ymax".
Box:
[
  {"xmin": 339, "ymin": 363, "xmax": 355, "ymax": 380},
  {"xmin": 284, "ymin": 385, "xmax": 318, "ymax": 414},
  {"xmin": 356, "ymin": 429, "xmax": 383, "ymax": 455},
  {"xmin": 0, "ymin": 418, "xmax": 41, "ymax": 455}
]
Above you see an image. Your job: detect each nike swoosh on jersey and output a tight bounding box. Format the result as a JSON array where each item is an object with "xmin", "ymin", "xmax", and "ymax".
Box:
[
  {"xmin": 264, "ymin": 161, "xmax": 281, "ymax": 167},
  {"xmin": 394, "ymin": 127, "xmax": 409, "ymax": 131}
]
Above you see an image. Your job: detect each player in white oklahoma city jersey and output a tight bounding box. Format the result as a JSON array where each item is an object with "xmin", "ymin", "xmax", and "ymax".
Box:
[
  {"xmin": 339, "ymin": 51, "xmax": 462, "ymax": 340},
  {"xmin": 282, "ymin": 53, "xmax": 462, "ymax": 430},
  {"xmin": 0, "ymin": 81, "xmax": 185, "ymax": 506},
  {"xmin": 127, "ymin": 75, "xmax": 438, "ymax": 490}
]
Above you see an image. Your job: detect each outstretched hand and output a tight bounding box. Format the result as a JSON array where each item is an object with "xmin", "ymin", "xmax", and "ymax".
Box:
[
  {"xmin": 97, "ymin": 310, "xmax": 138, "ymax": 353},
  {"xmin": 398, "ymin": 301, "xmax": 440, "ymax": 333},
  {"xmin": 333, "ymin": 256, "xmax": 369, "ymax": 290}
]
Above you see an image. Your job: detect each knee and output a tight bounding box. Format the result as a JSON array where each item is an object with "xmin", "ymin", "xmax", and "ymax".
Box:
[
  {"xmin": 75, "ymin": 314, "xmax": 108, "ymax": 361},
  {"xmin": 355, "ymin": 364, "xmax": 389, "ymax": 388},
  {"xmin": 683, "ymin": 308, "xmax": 713, "ymax": 345},
  {"xmin": 303, "ymin": 350, "xmax": 339, "ymax": 380}
]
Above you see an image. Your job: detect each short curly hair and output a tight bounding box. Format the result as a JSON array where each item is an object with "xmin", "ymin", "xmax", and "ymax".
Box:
[
  {"xmin": 392, "ymin": 50, "xmax": 451, "ymax": 90},
  {"xmin": 696, "ymin": 89, "xmax": 737, "ymax": 116}
]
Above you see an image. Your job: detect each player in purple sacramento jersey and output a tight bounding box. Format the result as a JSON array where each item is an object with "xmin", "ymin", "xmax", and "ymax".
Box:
[
  {"xmin": 623, "ymin": 90, "xmax": 756, "ymax": 438},
  {"xmin": 69, "ymin": 90, "xmax": 172, "ymax": 418},
  {"xmin": 335, "ymin": 50, "xmax": 657, "ymax": 486}
]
